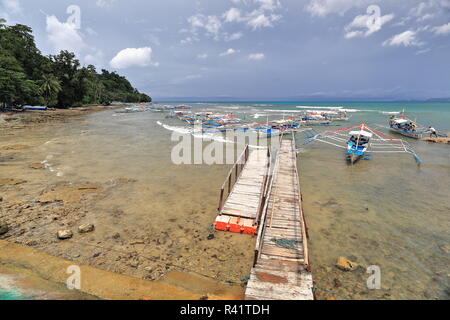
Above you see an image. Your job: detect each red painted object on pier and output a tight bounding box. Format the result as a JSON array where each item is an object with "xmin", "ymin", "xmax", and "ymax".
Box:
[{"xmin": 214, "ymin": 215, "xmax": 257, "ymax": 235}]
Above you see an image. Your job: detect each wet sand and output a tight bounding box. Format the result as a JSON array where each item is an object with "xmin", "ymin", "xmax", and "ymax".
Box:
[{"xmin": 0, "ymin": 240, "xmax": 243, "ymax": 300}]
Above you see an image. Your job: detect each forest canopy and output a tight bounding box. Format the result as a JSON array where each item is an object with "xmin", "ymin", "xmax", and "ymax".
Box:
[{"xmin": 0, "ymin": 19, "xmax": 151, "ymax": 108}]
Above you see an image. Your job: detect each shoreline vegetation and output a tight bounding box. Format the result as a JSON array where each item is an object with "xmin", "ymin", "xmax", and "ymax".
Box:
[{"xmin": 0, "ymin": 19, "xmax": 151, "ymax": 110}]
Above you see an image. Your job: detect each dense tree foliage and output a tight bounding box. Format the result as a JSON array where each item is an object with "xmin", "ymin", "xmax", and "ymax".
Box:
[{"xmin": 0, "ymin": 19, "xmax": 151, "ymax": 108}]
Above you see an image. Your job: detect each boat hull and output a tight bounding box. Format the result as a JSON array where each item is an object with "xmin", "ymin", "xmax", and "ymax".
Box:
[
  {"xmin": 389, "ymin": 127, "xmax": 423, "ymax": 139},
  {"xmin": 346, "ymin": 153, "xmax": 362, "ymax": 165}
]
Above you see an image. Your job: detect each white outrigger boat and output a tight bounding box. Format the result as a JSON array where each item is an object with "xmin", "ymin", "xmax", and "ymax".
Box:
[
  {"xmin": 388, "ymin": 115, "xmax": 426, "ymax": 139},
  {"xmin": 302, "ymin": 123, "xmax": 423, "ymax": 165},
  {"xmin": 346, "ymin": 129, "xmax": 372, "ymax": 164},
  {"xmin": 303, "ymin": 110, "xmax": 350, "ymax": 122}
]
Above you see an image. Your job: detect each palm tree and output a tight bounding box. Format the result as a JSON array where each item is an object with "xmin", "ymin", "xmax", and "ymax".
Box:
[
  {"xmin": 93, "ymin": 81, "xmax": 105, "ymax": 104},
  {"xmin": 39, "ymin": 74, "xmax": 61, "ymax": 106}
]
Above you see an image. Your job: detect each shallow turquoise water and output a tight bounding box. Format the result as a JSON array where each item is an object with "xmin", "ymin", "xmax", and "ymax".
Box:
[{"xmin": 0, "ymin": 289, "xmax": 29, "ymax": 300}]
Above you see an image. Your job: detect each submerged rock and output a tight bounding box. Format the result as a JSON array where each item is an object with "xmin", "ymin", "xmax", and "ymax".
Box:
[
  {"xmin": 78, "ymin": 224, "xmax": 95, "ymax": 233},
  {"xmin": 112, "ymin": 233, "xmax": 121, "ymax": 239},
  {"xmin": 130, "ymin": 240, "xmax": 145, "ymax": 245},
  {"xmin": 24, "ymin": 240, "xmax": 38, "ymax": 246},
  {"xmin": 0, "ymin": 221, "xmax": 9, "ymax": 235},
  {"xmin": 57, "ymin": 229, "xmax": 73, "ymax": 240},
  {"xmin": 333, "ymin": 278, "xmax": 342, "ymax": 288},
  {"xmin": 336, "ymin": 256, "xmax": 359, "ymax": 271},
  {"xmin": 38, "ymin": 183, "xmax": 102, "ymax": 203},
  {"xmin": 0, "ymin": 178, "xmax": 27, "ymax": 185},
  {"xmin": 30, "ymin": 163, "xmax": 45, "ymax": 169}
]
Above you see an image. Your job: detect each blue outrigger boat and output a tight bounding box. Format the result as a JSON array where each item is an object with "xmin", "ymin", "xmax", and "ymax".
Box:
[
  {"xmin": 23, "ymin": 105, "xmax": 47, "ymax": 110},
  {"xmin": 346, "ymin": 129, "xmax": 372, "ymax": 164},
  {"xmin": 303, "ymin": 123, "xmax": 423, "ymax": 166}
]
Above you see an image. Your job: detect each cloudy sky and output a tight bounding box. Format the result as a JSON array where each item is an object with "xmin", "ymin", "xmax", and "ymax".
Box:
[{"xmin": 1, "ymin": 0, "xmax": 450, "ymax": 100}]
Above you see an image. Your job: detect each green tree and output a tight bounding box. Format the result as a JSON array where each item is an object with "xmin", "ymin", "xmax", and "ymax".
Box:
[
  {"xmin": 0, "ymin": 20, "xmax": 151, "ymax": 109},
  {"xmin": 39, "ymin": 74, "xmax": 62, "ymax": 106}
]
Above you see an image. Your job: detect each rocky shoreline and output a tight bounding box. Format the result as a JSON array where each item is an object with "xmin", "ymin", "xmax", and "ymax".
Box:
[
  {"xmin": 421, "ymin": 137, "xmax": 450, "ymax": 144},
  {"xmin": 0, "ymin": 105, "xmax": 246, "ymax": 300},
  {"xmin": 0, "ymin": 105, "xmax": 119, "ymax": 132}
]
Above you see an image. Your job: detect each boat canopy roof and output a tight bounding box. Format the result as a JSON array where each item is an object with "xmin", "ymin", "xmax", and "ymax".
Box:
[
  {"xmin": 393, "ymin": 118, "xmax": 410, "ymax": 124},
  {"xmin": 349, "ymin": 130, "xmax": 373, "ymax": 138}
]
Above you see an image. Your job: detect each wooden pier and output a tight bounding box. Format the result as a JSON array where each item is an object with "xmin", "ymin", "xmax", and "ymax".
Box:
[
  {"xmin": 214, "ymin": 145, "xmax": 270, "ymax": 235},
  {"xmin": 214, "ymin": 138, "xmax": 313, "ymax": 300},
  {"xmin": 245, "ymin": 139, "xmax": 313, "ymax": 300}
]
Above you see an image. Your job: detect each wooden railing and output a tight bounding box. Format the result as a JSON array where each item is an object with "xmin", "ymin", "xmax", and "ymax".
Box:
[
  {"xmin": 253, "ymin": 148, "xmax": 279, "ymax": 266},
  {"xmin": 217, "ymin": 144, "xmax": 250, "ymax": 214},
  {"xmin": 255, "ymin": 147, "xmax": 271, "ymax": 224},
  {"xmin": 253, "ymin": 136, "xmax": 310, "ymax": 269},
  {"xmin": 292, "ymin": 133, "xmax": 310, "ymax": 270}
]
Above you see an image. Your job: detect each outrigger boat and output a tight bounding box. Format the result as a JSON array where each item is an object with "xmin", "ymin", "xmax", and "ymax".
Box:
[
  {"xmin": 299, "ymin": 115, "xmax": 332, "ymax": 126},
  {"xmin": 346, "ymin": 129, "xmax": 372, "ymax": 164},
  {"xmin": 388, "ymin": 115, "xmax": 425, "ymax": 139},
  {"xmin": 302, "ymin": 110, "xmax": 350, "ymax": 122},
  {"xmin": 303, "ymin": 123, "xmax": 423, "ymax": 165}
]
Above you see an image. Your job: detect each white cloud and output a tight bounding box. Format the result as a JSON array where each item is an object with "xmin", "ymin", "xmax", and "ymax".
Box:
[
  {"xmin": 345, "ymin": 30, "xmax": 364, "ymax": 39},
  {"xmin": 219, "ymin": 48, "xmax": 238, "ymax": 56},
  {"xmin": 432, "ymin": 22, "xmax": 450, "ymax": 35},
  {"xmin": 187, "ymin": 14, "xmax": 222, "ymax": 39},
  {"xmin": 345, "ymin": 10, "xmax": 395, "ymax": 38},
  {"xmin": 197, "ymin": 53, "xmax": 208, "ymax": 59},
  {"xmin": 96, "ymin": 0, "xmax": 116, "ymax": 8},
  {"xmin": 305, "ymin": 0, "xmax": 371, "ymax": 17},
  {"xmin": 110, "ymin": 47, "xmax": 158, "ymax": 69},
  {"xmin": 417, "ymin": 13, "xmax": 435, "ymax": 21},
  {"xmin": 247, "ymin": 11, "xmax": 276, "ymax": 29},
  {"xmin": 383, "ymin": 30, "xmax": 423, "ymax": 47},
  {"xmin": 46, "ymin": 15, "xmax": 86, "ymax": 54},
  {"xmin": 204, "ymin": 16, "xmax": 222, "ymax": 36},
  {"xmin": 409, "ymin": 1, "xmax": 432, "ymax": 17},
  {"xmin": 248, "ymin": 53, "xmax": 265, "ymax": 60},
  {"xmin": 416, "ymin": 48, "xmax": 431, "ymax": 55},
  {"xmin": 223, "ymin": 7, "xmax": 243, "ymax": 22},
  {"xmin": 183, "ymin": 0, "xmax": 282, "ymax": 43},
  {"xmin": 180, "ymin": 36, "xmax": 199, "ymax": 45},
  {"xmin": 257, "ymin": 0, "xmax": 281, "ymax": 11},
  {"xmin": 225, "ymin": 32, "xmax": 243, "ymax": 41},
  {"xmin": 244, "ymin": 1, "xmax": 282, "ymax": 30}
]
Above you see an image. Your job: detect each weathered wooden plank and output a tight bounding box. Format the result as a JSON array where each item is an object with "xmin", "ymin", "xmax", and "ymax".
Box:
[{"xmin": 245, "ymin": 140, "xmax": 312, "ymax": 301}]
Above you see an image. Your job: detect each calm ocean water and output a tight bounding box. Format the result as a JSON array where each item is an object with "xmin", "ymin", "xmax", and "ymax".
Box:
[
  {"xmin": 165, "ymin": 101, "xmax": 450, "ymax": 131},
  {"xmin": 2, "ymin": 101, "xmax": 449, "ymax": 299}
]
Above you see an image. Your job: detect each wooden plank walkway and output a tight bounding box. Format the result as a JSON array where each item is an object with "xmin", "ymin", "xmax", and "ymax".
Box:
[
  {"xmin": 214, "ymin": 147, "xmax": 270, "ymax": 234},
  {"xmin": 220, "ymin": 149, "xmax": 269, "ymax": 220},
  {"xmin": 245, "ymin": 139, "xmax": 313, "ymax": 300}
]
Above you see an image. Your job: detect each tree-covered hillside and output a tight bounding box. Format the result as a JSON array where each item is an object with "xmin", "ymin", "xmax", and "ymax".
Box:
[{"xmin": 0, "ymin": 19, "xmax": 151, "ymax": 108}]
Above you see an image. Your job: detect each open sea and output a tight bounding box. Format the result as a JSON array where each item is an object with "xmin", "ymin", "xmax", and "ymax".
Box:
[{"xmin": 2, "ymin": 101, "xmax": 449, "ymax": 299}]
